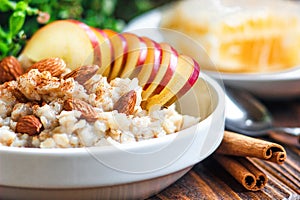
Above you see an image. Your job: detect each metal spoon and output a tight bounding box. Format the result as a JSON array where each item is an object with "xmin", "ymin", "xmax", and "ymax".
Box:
[{"xmin": 225, "ymin": 87, "xmax": 300, "ymax": 147}]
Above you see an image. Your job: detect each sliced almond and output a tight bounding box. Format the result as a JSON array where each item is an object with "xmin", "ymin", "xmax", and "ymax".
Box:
[
  {"xmin": 63, "ymin": 64, "xmax": 99, "ymax": 85},
  {"xmin": 64, "ymin": 98, "xmax": 98, "ymax": 122},
  {"xmin": 0, "ymin": 56, "xmax": 23, "ymax": 83},
  {"xmin": 27, "ymin": 57, "xmax": 66, "ymax": 77},
  {"xmin": 16, "ymin": 115, "xmax": 43, "ymax": 136},
  {"xmin": 113, "ymin": 90, "xmax": 137, "ymax": 115}
]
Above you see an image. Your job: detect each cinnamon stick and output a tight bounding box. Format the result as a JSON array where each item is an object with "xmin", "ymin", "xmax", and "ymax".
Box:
[
  {"xmin": 214, "ymin": 155, "xmax": 267, "ymax": 191},
  {"xmin": 216, "ymin": 131, "xmax": 286, "ymax": 164}
]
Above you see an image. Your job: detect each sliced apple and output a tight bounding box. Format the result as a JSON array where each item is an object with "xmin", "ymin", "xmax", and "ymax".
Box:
[
  {"xmin": 143, "ymin": 55, "xmax": 200, "ymax": 110},
  {"xmin": 135, "ymin": 37, "xmax": 162, "ymax": 89},
  {"xmin": 120, "ymin": 36, "xmax": 148, "ymax": 79},
  {"xmin": 120, "ymin": 33, "xmax": 146, "ymax": 78},
  {"xmin": 165, "ymin": 57, "xmax": 200, "ymax": 106},
  {"xmin": 19, "ymin": 20, "xmax": 100, "ymax": 70},
  {"xmin": 92, "ymin": 28, "xmax": 114, "ymax": 77},
  {"xmin": 102, "ymin": 29, "xmax": 128, "ymax": 80},
  {"xmin": 69, "ymin": 20, "xmax": 101, "ymax": 68},
  {"xmin": 142, "ymin": 42, "xmax": 178, "ymax": 100},
  {"xmin": 136, "ymin": 38, "xmax": 148, "ymax": 67}
]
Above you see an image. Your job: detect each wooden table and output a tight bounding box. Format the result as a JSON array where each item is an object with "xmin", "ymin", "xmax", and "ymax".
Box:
[{"xmin": 150, "ymin": 99, "xmax": 300, "ymax": 199}]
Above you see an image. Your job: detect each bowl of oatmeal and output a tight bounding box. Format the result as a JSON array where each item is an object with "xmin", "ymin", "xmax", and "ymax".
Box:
[{"xmin": 0, "ymin": 58, "xmax": 225, "ymax": 199}]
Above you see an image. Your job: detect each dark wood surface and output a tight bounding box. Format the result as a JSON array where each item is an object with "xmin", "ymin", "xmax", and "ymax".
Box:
[{"xmin": 150, "ymin": 99, "xmax": 300, "ymax": 199}]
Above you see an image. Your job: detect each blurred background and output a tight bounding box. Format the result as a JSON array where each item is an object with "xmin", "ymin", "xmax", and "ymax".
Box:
[{"xmin": 0, "ymin": 0, "xmax": 173, "ymax": 34}]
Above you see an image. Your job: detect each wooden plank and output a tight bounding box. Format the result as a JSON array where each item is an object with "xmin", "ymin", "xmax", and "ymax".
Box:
[{"xmin": 150, "ymin": 99, "xmax": 300, "ymax": 199}]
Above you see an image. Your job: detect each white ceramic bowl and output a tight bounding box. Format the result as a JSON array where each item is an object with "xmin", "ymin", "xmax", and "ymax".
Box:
[
  {"xmin": 125, "ymin": 7, "xmax": 300, "ymax": 100},
  {"xmin": 0, "ymin": 73, "xmax": 225, "ymax": 200}
]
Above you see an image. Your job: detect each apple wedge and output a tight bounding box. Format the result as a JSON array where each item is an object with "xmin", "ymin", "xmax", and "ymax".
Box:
[
  {"xmin": 136, "ymin": 37, "xmax": 162, "ymax": 89},
  {"xmin": 92, "ymin": 28, "xmax": 114, "ymax": 77},
  {"xmin": 165, "ymin": 57, "xmax": 200, "ymax": 106},
  {"xmin": 143, "ymin": 55, "xmax": 200, "ymax": 110},
  {"xmin": 103, "ymin": 29, "xmax": 128, "ymax": 80},
  {"xmin": 120, "ymin": 33, "xmax": 148, "ymax": 78},
  {"xmin": 142, "ymin": 42, "xmax": 178, "ymax": 100},
  {"xmin": 19, "ymin": 20, "xmax": 100, "ymax": 70}
]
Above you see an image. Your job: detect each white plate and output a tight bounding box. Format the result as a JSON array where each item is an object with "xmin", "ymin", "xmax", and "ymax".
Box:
[
  {"xmin": 124, "ymin": 7, "xmax": 300, "ymax": 99},
  {"xmin": 0, "ymin": 74, "xmax": 225, "ymax": 200}
]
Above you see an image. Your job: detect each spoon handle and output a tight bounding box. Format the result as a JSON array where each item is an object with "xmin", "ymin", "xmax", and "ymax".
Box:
[{"xmin": 268, "ymin": 127, "xmax": 300, "ymax": 148}]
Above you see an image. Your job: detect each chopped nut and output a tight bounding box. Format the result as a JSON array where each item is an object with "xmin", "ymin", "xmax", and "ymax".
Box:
[
  {"xmin": 113, "ymin": 90, "xmax": 137, "ymax": 115},
  {"xmin": 16, "ymin": 115, "xmax": 43, "ymax": 136}
]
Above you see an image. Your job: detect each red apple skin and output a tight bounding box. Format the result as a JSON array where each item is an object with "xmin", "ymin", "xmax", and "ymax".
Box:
[
  {"xmin": 92, "ymin": 28, "xmax": 114, "ymax": 76},
  {"xmin": 112, "ymin": 32, "xmax": 128, "ymax": 80},
  {"xmin": 143, "ymin": 54, "xmax": 200, "ymax": 110},
  {"xmin": 143, "ymin": 39, "xmax": 162, "ymax": 90},
  {"xmin": 152, "ymin": 43, "xmax": 179, "ymax": 95},
  {"xmin": 141, "ymin": 42, "xmax": 178, "ymax": 100},
  {"xmin": 165, "ymin": 57, "xmax": 200, "ymax": 107},
  {"xmin": 136, "ymin": 37, "xmax": 162, "ymax": 89},
  {"xmin": 120, "ymin": 33, "xmax": 147, "ymax": 78},
  {"xmin": 179, "ymin": 58, "xmax": 201, "ymax": 96},
  {"xmin": 136, "ymin": 37, "xmax": 148, "ymax": 67},
  {"xmin": 67, "ymin": 20, "xmax": 101, "ymax": 68},
  {"xmin": 102, "ymin": 29, "xmax": 128, "ymax": 80},
  {"xmin": 120, "ymin": 36, "xmax": 148, "ymax": 79}
]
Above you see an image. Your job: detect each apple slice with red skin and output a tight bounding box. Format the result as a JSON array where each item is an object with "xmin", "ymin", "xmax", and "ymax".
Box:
[
  {"xmin": 120, "ymin": 36, "xmax": 148, "ymax": 79},
  {"xmin": 102, "ymin": 29, "xmax": 128, "ymax": 81},
  {"xmin": 142, "ymin": 42, "xmax": 178, "ymax": 100},
  {"xmin": 91, "ymin": 28, "xmax": 114, "ymax": 77},
  {"xmin": 120, "ymin": 32, "xmax": 148, "ymax": 78},
  {"xmin": 136, "ymin": 38, "xmax": 148, "ymax": 68},
  {"xmin": 135, "ymin": 37, "xmax": 162, "ymax": 89},
  {"xmin": 19, "ymin": 20, "xmax": 100, "ymax": 70},
  {"xmin": 143, "ymin": 54, "xmax": 200, "ymax": 110},
  {"xmin": 68, "ymin": 20, "xmax": 101, "ymax": 68},
  {"xmin": 164, "ymin": 57, "xmax": 200, "ymax": 107}
]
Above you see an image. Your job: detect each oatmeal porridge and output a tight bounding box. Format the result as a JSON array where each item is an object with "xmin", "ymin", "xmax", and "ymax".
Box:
[{"xmin": 0, "ymin": 57, "xmax": 199, "ymax": 148}]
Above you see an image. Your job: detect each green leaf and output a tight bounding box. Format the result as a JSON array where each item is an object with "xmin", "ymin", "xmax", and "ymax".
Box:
[
  {"xmin": 0, "ymin": 0, "xmax": 15, "ymax": 12},
  {"xmin": 26, "ymin": 7, "xmax": 39, "ymax": 16},
  {"xmin": 0, "ymin": 41, "xmax": 9, "ymax": 56},
  {"xmin": 9, "ymin": 11, "xmax": 26, "ymax": 37},
  {"xmin": 10, "ymin": 43, "xmax": 22, "ymax": 56},
  {"xmin": 15, "ymin": 1, "xmax": 28, "ymax": 12},
  {"xmin": 0, "ymin": 26, "xmax": 8, "ymax": 39}
]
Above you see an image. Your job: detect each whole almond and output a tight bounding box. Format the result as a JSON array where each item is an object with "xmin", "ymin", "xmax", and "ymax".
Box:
[
  {"xmin": 28, "ymin": 57, "xmax": 66, "ymax": 77},
  {"xmin": 16, "ymin": 115, "xmax": 43, "ymax": 136},
  {"xmin": 113, "ymin": 90, "xmax": 137, "ymax": 115},
  {"xmin": 0, "ymin": 56, "xmax": 23, "ymax": 83},
  {"xmin": 63, "ymin": 65, "xmax": 99, "ymax": 85},
  {"xmin": 64, "ymin": 98, "xmax": 98, "ymax": 122}
]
